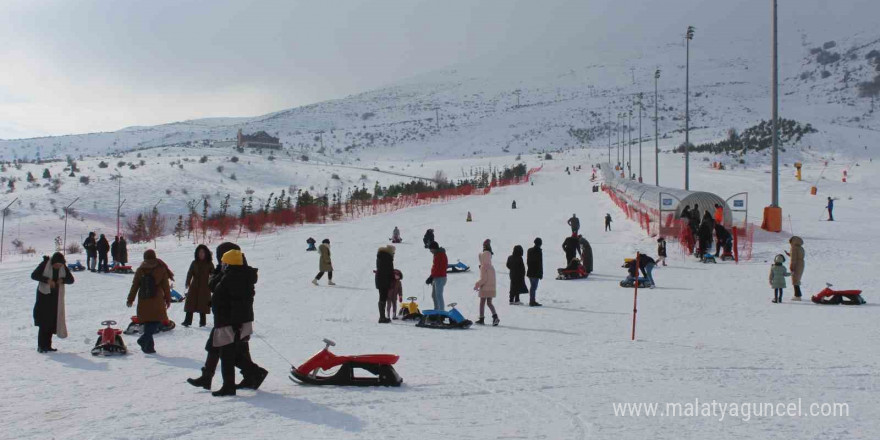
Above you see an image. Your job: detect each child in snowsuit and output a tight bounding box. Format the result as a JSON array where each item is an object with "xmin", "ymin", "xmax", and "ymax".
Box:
[
  {"xmin": 388, "ymin": 270, "xmax": 403, "ymax": 319},
  {"xmin": 657, "ymin": 237, "xmax": 667, "ymax": 266},
  {"xmin": 769, "ymin": 254, "xmax": 791, "ymax": 303},
  {"xmin": 605, "ymin": 214, "xmax": 612, "ymax": 231}
]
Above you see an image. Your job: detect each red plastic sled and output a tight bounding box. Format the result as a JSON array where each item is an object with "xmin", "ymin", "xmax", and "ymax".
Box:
[
  {"xmin": 290, "ymin": 339, "xmax": 402, "ymax": 386},
  {"xmin": 811, "ymin": 285, "xmax": 866, "ymax": 305}
]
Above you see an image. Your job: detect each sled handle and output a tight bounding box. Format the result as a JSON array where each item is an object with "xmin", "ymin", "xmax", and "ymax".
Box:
[
  {"xmin": 101, "ymin": 320, "xmax": 117, "ymax": 327},
  {"xmin": 407, "ymin": 296, "xmax": 418, "ymax": 301},
  {"xmin": 448, "ymin": 303, "xmax": 457, "ymax": 308},
  {"xmin": 322, "ymin": 338, "xmax": 336, "ymax": 348}
]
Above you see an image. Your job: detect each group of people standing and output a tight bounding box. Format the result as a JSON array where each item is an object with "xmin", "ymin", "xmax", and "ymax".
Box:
[
  {"xmin": 680, "ymin": 204, "xmax": 732, "ymax": 257},
  {"xmin": 82, "ymin": 232, "xmax": 128, "ymax": 272},
  {"xmin": 31, "ymin": 241, "xmax": 266, "ymax": 398}
]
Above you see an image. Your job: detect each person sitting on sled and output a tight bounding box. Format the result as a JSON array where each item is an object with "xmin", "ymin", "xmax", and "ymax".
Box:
[
  {"xmin": 306, "ymin": 237, "xmax": 317, "ymax": 251},
  {"xmin": 391, "ymin": 226, "xmax": 402, "ymax": 243}
]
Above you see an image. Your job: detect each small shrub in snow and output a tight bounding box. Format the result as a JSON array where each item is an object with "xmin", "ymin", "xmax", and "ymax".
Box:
[
  {"xmin": 216, "ymin": 165, "xmax": 224, "ymax": 173},
  {"xmin": 230, "ymin": 173, "xmax": 237, "ymax": 180},
  {"xmin": 98, "ymin": 161, "xmax": 108, "ymax": 168},
  {"xmin": 200, "ymin": 156, "xmax": 208, "ymax": 163},
  {"xmin": 182, "ymin": 188, "xmax": 189, "ymax": 195},
  {"xmin": 42, "ymin": 168, "xmax": 51, "ymax": 178},
  {"xmin": 117, "ymin": 161, "xmax": 126, "ymax": 167},
  {"xmin": 66, "ymin": 243, "xmax": 82, "ymax": 254},
  {"xmin": 230, "ymin": 156, "xmax": 239, "ymax": 163},
  {"xmin": 79, "ymin": 175, "xmax": 90, "ymax": 185},
  {"xmin": 544, "ymin": 153, "xmax": 553, "ymax": 160},
  {"xmin": 331, "ymin": 173, "xmax": 340, "ymax": 180},
  {"xmin": 165, "ymin": 189, "xmax": 172, "ymax": 195}
]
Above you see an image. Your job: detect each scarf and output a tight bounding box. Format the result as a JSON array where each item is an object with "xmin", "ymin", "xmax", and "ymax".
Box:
[{"xmin": 38, "ymin": 262, "xmax": 68, "ymax": 338}]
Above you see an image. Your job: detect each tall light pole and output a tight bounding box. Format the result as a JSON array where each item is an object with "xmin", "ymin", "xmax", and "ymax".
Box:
[
  {"xmin": 655, "ymin": 69, "xmax": 661, "ymax": 186},
  {"xmin": 0, "ymin": 197, "xmax": 18, "ymax": 263},
  {"xmin": 628, "ymin": 107, "xmax": 633, "ymax": 177},
  {"xmin": 685, "ymin": 25, "xmax": 695, "ymax": 190},
  {"xmin": 607, "ymin": 109, "xmax": 612, "ymax": 164},
  {"xmin": 638, "ymin": 92, "xmax": 643, "ymax": 182},
  {"xmin": 618, "ymin": 112, "xmax": 624, "ymax": 168},
  {"xmin": 771, "ymin": 0, "xmax": 779, "ymax": 208}
]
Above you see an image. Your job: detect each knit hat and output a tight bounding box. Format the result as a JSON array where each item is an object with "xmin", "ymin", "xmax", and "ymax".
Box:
[
  {"xmin": 429, "ymin": 241, "xmax": 439, "ymax": 250},
  {"xmin": 322, "ymin": 238, "xmax": 330, "ymax": 244},
  {"xmin": 221, "ymin": 249, "xmax": 244, "ymax": 266},
  {"xmin": 143, "ymin": 249, "xmax": 157, "ymax": 260}
]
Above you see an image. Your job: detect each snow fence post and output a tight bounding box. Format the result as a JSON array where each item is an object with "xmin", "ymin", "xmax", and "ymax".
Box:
[
  {"xmin": 732, "ymin": 227, "xmax": 739, "ymax": 263},
  {"xmin": 632, "ymin": 252, "xmax": 640, "ymax": 341}
]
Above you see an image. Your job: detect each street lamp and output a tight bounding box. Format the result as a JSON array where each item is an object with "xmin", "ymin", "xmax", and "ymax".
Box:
[
  {"xmin": 638, "ymin": 92, "xmax": 643, "ymax": 182},
  {"xmin": 763, "ymin": 0, "xmax": 783, "ymax": 231},
  {"xmin": 685, "ymin": 25, "xmax": 695, "ymax": 190},
  {"xmin": 655, "ymin": 68, "xmax": 661, "ymax": 186}
]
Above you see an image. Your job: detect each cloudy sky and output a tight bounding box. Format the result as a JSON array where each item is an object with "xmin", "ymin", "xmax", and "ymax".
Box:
[{"xmin": 0, "ymin": 0, "xmax": 869, "ymax": 139}]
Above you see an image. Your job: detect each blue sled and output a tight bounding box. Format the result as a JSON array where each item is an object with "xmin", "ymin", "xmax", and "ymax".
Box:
[
  {"xmin": 416, "ymin": 303, "xmax": 472, "ymax": 329},
  {"xmin": 170, "ymin": 289, "xmax": 185, "ymax": 303}
]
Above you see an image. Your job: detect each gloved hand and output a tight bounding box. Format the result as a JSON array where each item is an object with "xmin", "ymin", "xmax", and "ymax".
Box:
[{"xmin": 425, "ymin": 276, "xmax": 433, "ymax": 285}]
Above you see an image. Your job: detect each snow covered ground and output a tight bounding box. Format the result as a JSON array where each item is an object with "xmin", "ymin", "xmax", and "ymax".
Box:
[{"xmin": 0, "ymin": 149, "xmax": 877, "ymax": 439}]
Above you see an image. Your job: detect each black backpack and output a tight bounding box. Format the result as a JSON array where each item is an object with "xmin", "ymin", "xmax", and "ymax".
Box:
[{"xmin": 138, "ymin": 270, "xmax": 157, "ymax": 299}]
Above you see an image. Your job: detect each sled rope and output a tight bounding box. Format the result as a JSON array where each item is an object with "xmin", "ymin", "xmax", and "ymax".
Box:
[{"xmin": 252, "ymin": 331, "xmax": 294, "ymax": 366}]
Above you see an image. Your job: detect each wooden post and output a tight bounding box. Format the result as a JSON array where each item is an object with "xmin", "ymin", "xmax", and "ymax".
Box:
[{"xmin": 632, "ymin": 252, "xmax": 640, "ymax": 341}]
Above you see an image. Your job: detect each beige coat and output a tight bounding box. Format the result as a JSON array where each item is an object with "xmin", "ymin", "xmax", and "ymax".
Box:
[
  {"xmin": 127, "ymin": 259, "xmax": 171, "ymax": 323},
  {"xmin": 789, "ymin": 236, "xmax": 805, "ymax": 286},
  {"xmin": 474, "ymin": 251, "xmax": 496, "ymax": 298},
  {"xmin": 318, "ymin": 243, "xmax": 333, "ymax": 272}
]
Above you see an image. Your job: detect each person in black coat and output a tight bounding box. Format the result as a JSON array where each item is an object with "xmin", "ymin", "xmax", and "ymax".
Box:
[
  {"xmin": 110, "ymin": 236, "xmax": 119, "ymax": 266},
  {"xmin": 32, "ymin": 253, "xmax": 74, "ymax": 352},
  {"xmin": 506, "ymin": 245, "xmax": 528, "ymax": 305},
  {"xmin": 83, "ymin": 232, "xmax": 97, "ymax": 272},
  {"xmin": 423, "ymin": 229, "xmax": 435, "ymax": 248},
  {"xmin": 526, "ymin": 238, "xmax": 543, "ymax": 307},
  {"xmin": 96, "ymin": 234, "xmax": 110, "ymax": 272},
  {"xmin": 117, "ymin": 237, "xmax": 128, "ymax": 265},
  {"xmin": 375, "ymin": 245, "xmax": 395, "ymax": 323},
  {"xmin": 562, "ymin": 235, "xmax": 579, "ymax": 265},
  {"xmin": 187, "ymin": 242, "xmax": 267, "ymax": 396},
  {"xmin": 697, "ymin": 212, "xmax": 715, "ymax": 255},
  {"xmin": 714, "ymin": 224, "xmax": 732, "ymax": 257}
]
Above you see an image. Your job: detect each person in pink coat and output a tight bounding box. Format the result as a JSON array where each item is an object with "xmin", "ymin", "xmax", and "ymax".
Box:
[{"xmin": 474, "ymin": 240, "xmax": 500, "ymax": 326}]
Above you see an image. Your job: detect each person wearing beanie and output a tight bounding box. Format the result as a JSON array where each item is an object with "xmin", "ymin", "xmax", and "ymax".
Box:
[
  {"xmin": 126, "ymin": 249, "xmax": 172, "ymax": 354},
  {"xmin": 375, "ymin": 245, "xmax": 396, "ymax": 323},
  {"xmin": 526, "ymin": 238, "xmax": 543, "ymax": 306},
  {"xmin": 426, "ymin": 241, "xmax": 448, "ymax": 311},
  {"xmin": 188, "ymin": 242, "xmax": 267, "ymax": 396},
  {"xmin": 312, "ymin": 239, "xmax": 335, "ymax": 286},
  {"xmin": 32, "ymin": 252, "xmax": 75, "ymax": 353},
  {"xmin": 482, "ymin": 239, "xmax": 493, "ymax": 255}
]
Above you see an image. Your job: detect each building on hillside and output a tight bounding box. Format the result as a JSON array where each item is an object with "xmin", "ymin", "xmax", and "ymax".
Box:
[{"xmin": 237, "ymin": 129, "xmax": 282, "ymax": 149}]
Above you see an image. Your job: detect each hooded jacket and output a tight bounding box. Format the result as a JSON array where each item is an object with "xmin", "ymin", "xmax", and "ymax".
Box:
[
  {"xmin": 318, "ymin": 243, "xmax": 332, "ymax": 272},
  {"xmin": 375, "ymin": 245, "xmax": 395, "ymax": 293},
  {"xmin": 474, "ymin": 250, "xmax": 496, "ymax": 298},
  {"xmin": 769, "ymin": 263, "xmax": 791, "ymax": 289},
  {"xmin": 127, "ymin": 251, "xmax": 172, "ymax": 323},
  {"xmin": 185, "ymin": 244, "xmax": 215, "ymax": 314},
  {"xmin": 506, "ymin": 246, "xmax": 528, "ymax": 294},
  {"xmin": 789, "ymin": 236, "xmax": 805, "ymax": 285}
]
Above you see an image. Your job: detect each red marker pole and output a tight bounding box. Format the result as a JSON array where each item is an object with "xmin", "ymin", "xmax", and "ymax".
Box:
[{"xmin": 632, "ymin": 252, "xmax": 640, "ymax": 341}]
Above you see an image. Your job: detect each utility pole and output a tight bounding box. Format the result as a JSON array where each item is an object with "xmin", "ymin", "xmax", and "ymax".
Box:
[
  {"xmin": 0, "ymin": 197, "xmax": 18, "ymax": 263},
  {"xmin": 62, "ymin": 197, "xmax": 80, "ymax": 256},
  {"xmin": 685, "ymin": 26, "xmax": 695, "ymax": 190},
  {"xmin": 115, "ymin": 173, "xmax": 123, "ymax": 237},
  {"xmin": 514, "ymin": 90, "xmax": 521, "ymax": 107},
  {"xmin": 607, "ymin": 109, "xmax": 612, "ymax": 164},
  {"xmin": 655, "ymin": 69, "xmax": 661, "ymax": 186},
  {"xmin": 638, "ymin": 93, "xmax": 643, "ymax": 182},
  {"xmin": 628, "ymin": 107, "xmax": 633, "ymax": 177},
  {"xmin": 771, "ymin": 0, "xmax": 779, "ymax": 208}
]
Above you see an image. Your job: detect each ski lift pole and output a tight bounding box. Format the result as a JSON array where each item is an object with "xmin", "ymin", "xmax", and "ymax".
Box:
[
  {"xmin": 631, "ymin": 252, "xmax": 640, "ymax": 341},
  {"xmin": 0, "ymin": 197, "xmax": 19, "ymax": 263},
  {"xmin": 62, "ymin": 197, "xmax": 80, "ymax": 257}
]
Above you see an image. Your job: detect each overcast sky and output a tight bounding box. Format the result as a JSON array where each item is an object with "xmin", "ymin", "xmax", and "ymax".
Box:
[{"xmin": 0, "ymin": 0, "xmax": 871, "ymax": 139}]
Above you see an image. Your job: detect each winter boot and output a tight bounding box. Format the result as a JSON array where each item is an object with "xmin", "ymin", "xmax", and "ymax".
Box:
[
  {"xmin": 237, "ymin": 367, "xmax": 269, "ymax": 390},
  {"xmin": 475, "ymin": 316, "xmax": 485, "ymax": 325},
  {"xmin": 213, "ymin": 357, "xmax": 237, "ymax": 397},
  {"xmin": 311, "ymin": 279, "xmax": 319, "ymax": 286},
  {"xmin": 182, "ymin": 312, "xmax": 193, "ymax": 327},
  {"xmin": 492, "ymin": 314, "xmax": 500, "ymax": 327},
  {"xmin": 187, "ymin": 368, "xmax": 214, "ymax": 390},
  {"xmin": 212, "ymin": 384, "xmax": 236, "ymax": 397},
  {"xmin": 199, "ymin": 313, "xmax": 207, "ymax": 327},
  {"xmin": 378, "ymin": 301, "xmax": 390, "ymax": 323},
  {"xmin": 328, "ymin": 280, "xmax": 336, "ymax": 286},
  {"xmin": 529, "ymin": 301, "xmax": 542, "ymax": 307}
]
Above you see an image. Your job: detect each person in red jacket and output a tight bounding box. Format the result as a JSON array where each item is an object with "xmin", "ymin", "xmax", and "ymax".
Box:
[
  {"xmin": 426, "ymin": 241, "xmax": 448, "ymax": 310},
  {"xmin": 714, "ymin": 204, "xmax": 724, "ymax": 225}
]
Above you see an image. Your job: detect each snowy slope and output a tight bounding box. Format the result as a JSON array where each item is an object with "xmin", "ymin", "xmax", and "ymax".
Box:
[{"xmin": 0, "ymin": 149, "xmax": 877, "ymax": 439}]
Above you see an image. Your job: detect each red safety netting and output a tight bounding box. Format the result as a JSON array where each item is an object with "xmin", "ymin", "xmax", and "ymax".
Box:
[{"xmin": 186, "ymin": 166, "xmax": 542, "ymax": 244}]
